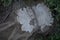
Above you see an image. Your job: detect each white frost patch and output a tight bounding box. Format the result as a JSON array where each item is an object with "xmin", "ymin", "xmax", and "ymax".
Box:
[
  {"xmin": 17, "ymin": 7, "xmax": 36, "ymax": 33},
  {"xmin": 32, "ymin": 3, "xmax": 54, "ymax": 32},
  {"xmin": 17, "ymin": 3, "xmax": 54, "ymax": 33}
]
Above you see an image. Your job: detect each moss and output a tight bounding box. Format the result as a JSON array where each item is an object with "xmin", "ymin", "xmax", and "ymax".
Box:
[
  {"xmin": 43, "ymin": 0, "xmax": 60, "ymax": 40},
  {"xmin": 0, "ymin": 0, "xmax": 12, "ymax": 7}
]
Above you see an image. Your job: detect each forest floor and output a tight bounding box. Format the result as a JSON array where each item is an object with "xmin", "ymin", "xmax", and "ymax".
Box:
[{"xmin": 0, "ymin": 0, "xmax": 60, "ymax": 40}]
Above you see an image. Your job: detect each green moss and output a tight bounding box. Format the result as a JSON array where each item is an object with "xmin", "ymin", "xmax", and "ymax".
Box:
[
  {"xmin": 3, "ymin": 0, "xmax": 12, "ymax": 6},
  {"xmin": 0, "ymin": 0, "xmax": 12, "ymax": 7},
  {"xmin": 44, "ymin": 0, "xmax": 60, "ymax": 40}
]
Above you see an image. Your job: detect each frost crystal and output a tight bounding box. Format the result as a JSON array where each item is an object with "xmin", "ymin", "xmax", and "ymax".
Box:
[{"xmin": 17, "ymin": 3, "xmax": 54, "ymax": 33}]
